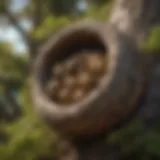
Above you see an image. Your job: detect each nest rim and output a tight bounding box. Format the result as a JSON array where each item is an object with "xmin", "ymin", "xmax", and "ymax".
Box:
[{"xmin": 32, "ymin": 20, "xmax": 144, "ymax": 137}]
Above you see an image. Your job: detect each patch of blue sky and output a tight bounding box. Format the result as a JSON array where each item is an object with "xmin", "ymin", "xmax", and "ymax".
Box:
[{"xmin": 11, "ymin": 0, "xmax": 28, "ymax": 12}]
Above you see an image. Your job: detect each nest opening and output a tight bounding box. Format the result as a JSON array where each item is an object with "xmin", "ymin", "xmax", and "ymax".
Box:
[{"xmin": 42, "ymin": 29, "xmax": 108, "ymax": 105}]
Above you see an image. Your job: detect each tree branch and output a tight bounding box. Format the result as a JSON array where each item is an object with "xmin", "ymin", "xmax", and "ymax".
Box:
[
  {"xmin": 4, "ymin": 6, "xmax": 30, "ymax": 44},
  {"xmin": 32, "ymin": 0, "xmax": 44, "ymax": 28},
  {"xmin": 3, "ymin": 6, "xmax": 38, "ymax": 59},
  {"xmin": 109, "ymin": 0, "xmax": 160, "ymax": 44}
]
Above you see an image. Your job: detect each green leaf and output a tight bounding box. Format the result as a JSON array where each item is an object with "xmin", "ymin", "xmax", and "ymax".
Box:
[{"xmin": 141, "ymin": 26, "xmax": 160, "ymax": 53}]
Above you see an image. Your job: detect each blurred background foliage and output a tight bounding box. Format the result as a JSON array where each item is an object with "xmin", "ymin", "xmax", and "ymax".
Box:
[{"xmin": 0, "ymin": 0, "xmax": 160, "ymax": 160}]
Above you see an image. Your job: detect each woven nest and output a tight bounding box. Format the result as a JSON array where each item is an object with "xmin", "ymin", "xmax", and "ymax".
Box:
[{"xmin": 32, "ymin": 21, "xmax": 146, "ymax": 137}]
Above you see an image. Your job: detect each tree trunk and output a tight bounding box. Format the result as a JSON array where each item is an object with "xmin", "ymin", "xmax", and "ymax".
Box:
[{"xmin": 109, "ymin": 0, "xmax": 160, "ymax": 43}]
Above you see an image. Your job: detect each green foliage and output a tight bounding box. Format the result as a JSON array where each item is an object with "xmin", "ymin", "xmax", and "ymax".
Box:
[
  {"xmin": 0, "ymin": 80, "xmax": 59, "ymax": 160},
  {"xmin": 0, "ymin": 119, "xmax": 55, "ymax": 160},
  {"xmin": 0, "ymin": 42, "xmax": 27, "ymax": 79},
  {"xmin": 107, "ymin": 119, "xmax": 145, "ymax": 155},
  {"xmin": 107, "ymin": 118, "xmax": 160, "ymax": 159},
  {"xmin": 33, "ymin": 1, "xmax": 112, "ymax": 42},
  {"xmin": 46, "ymin": 0, "xmax": 77, "ymax": 16},
  {"xmin": 33, "ymin": 15, "xmax": 71, "ymax": 41},
  {"xmin": 0, "ymin": 0, "xmax": 5, "ymax": 13},
  {"xmin": 85, "ymin": 1, "xmax": 112, "ymax": 20},
  {"xmin": 87, "ymin": 0, "xmax": 111, "ymax": 7},
  {"xmin": 141, "ymin": 26, "xmax": 160, "ymax": 54}
]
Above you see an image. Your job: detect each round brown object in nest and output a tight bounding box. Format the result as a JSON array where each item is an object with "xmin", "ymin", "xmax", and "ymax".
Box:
[
  {"xmin": 71, "ymin": 88, "xmax": 86, "ymax": 102},
  {"xmin": 45, "ymin": 80, "xmax": 59, "ymax": 100},
  {"xmin": 63, "ymin": 75, "xmax": 77, "ymax": 89},
  {"xmin": 48, "ymin": 51, "xmax": 106, "ymax": 104},
  {"xmin": 76, "ymin": 71, "xmax": 92, "ymax": 88},
  {"xmin": 57, "ymin": 87, "xmax": 71, "ymax": 104},
  {"xmin": 64, "ymin": 56, "xmax": 84, "ymax": 75},
  {"xmin": 85, "ymin": 53, "xmax": 106, "ymax": 76}
]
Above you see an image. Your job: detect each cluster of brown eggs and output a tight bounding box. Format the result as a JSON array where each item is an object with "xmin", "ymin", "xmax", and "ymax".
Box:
[{"xmin": 45, "ymin": 50, "xmax": 107, "ymax": 105}]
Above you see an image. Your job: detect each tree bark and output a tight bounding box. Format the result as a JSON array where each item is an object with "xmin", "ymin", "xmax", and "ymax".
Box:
[{"xmin": 109, "ymin": 0, "xmax": 160, "ymax": 44}]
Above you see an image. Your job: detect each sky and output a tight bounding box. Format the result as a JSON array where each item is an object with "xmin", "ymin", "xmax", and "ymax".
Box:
[
  {"xmin": 0, "ymin": 0, "xmax": 29, "ymax": 54},
  {"xmin": 0, "ymin": 0, "xmax": 87, "ymax": 54}
]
